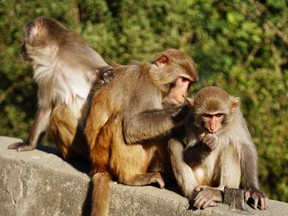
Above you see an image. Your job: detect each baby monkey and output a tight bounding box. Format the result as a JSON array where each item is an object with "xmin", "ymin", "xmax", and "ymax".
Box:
[{"xmin": 168, "ymin": 86, "xmax": 268, "ymax": 210}]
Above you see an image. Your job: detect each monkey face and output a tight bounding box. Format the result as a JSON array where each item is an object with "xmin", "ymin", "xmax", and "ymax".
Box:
[
  {"xmin": 164, "ymin": 76, "xmax": 192, "ymax": 106},
  {"xmin": 201, "ymin": 113, "xmax": 225, "ymax": 133}
]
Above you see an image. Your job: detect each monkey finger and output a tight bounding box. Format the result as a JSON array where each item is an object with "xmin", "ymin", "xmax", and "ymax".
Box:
[
  {"xmin": 157, "ymin": 180, "xmax": 165, "ymax": 189},
  {"xmin": 208, "ymin": 142, "xmax": 217, "ymax": 150},
  {"xmin": 209, "ymin": 201, "xmax": 218, "ymax": 207},
  {"xmin": 253, "ymin": 197, "xmax": 259, "ymax": 209},
  {"xmin": 193, "ymin": 196, "xmax": 206, "ymax": 209},
  {"xmin": 260, "ymin": 197, "xmax": 269, "ymax": 210},
  {"xmin": 202, "ymin": 199, "xmax": 217, "ymax": 209},
  {"xmin": 244, "ymin": 190, "xmax": 251, "ymax": 202},
  {"xmin": 199, "ymin": 133, "xmax": 205, "ymax": 141},
  {"xmin": 18, "ymin": 145, "xmax": 36, "ymax": 152},
  {"xmin": 202, "ymin": 135, "xmax": 217, "ymax": 148},
  {"xmin": 154, "ymin": 178, "xmax": 165, "ymax": 189},
  {"xmin": 195, "ymin": 185, "xmax": 204, "ymax": 192},
  {"xmin": 7, "ymin": 142, "xmax": 22, "ymax": 149},
  {"xmin": 194, "ymin": 191, "xmax": 204, "ymax": 202},
  {"xmin": 151, "ymin": 174, "xmax": 165, "ymax": 189}
]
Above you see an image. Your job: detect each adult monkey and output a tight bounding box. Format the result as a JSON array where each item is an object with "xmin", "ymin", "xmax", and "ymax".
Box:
[
  {"xmin": 85, "ymin": 49, "xmax": 198, "ymax": 216},
  {"xmin": 8, "ymin": 16, "xmax": 113, "ymax": 160},
  {"xmin": 168, "ymin": 86, "xmax": 268, "ymax": 210}
]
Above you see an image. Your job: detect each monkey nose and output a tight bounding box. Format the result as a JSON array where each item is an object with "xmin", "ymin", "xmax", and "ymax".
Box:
[{"xmin": 208, "ymin": 128, "xmax": 216, "ymax": 133}]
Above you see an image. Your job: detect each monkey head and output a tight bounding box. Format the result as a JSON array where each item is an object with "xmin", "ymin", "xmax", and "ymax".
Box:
[
  {"xmin": 21, "ymin": 16, "xmax": 68, "ymax": 63},
  {"xmin": 151, "ymin": 49, "xmax": 198, "ymax": 106},
  {"xmin": 187, "ymin": 86, "xmax": 240, "ymax": 134}
]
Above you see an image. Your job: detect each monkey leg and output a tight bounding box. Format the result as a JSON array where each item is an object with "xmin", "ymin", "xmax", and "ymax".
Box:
[
  {"xmin": 108, "ymin": 136, "xmax": 165, "ymax": 188},
  {"xmin": 219, "ymin": 146, "xmax": 241, "ymax": 188},
  {"xmin": 168, "ymin": 138, "xmax": 198, "ymax": 199},
  {"xmin": 49, "ymin": 105, "xmax": 88, "ymax": 160},
  {"xmin": 120, "ymin": 172, "xmax": 165, "ymax": 189}
]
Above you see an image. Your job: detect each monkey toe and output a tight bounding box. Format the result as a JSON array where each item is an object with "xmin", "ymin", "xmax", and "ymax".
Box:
[
  {"xmin": 153, "ymin": 177, "xmax": 165, "ymax": 189},
  {"xmin": 18, "ymin": 145, "xmax": 36, "ymax": 152},
  {"xmin": 7, "ymin": 142, "xmax": 21, "ymax": 149},
  {"xmin": 8, "ymin": 142, "xmax": 35, "ymax": 152}
]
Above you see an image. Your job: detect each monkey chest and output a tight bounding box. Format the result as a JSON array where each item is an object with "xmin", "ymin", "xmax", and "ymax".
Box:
[
  {"xmin": 192, "ymin": 149, "xmax": 220, "ymax": 186},
  {"xmin": 35, "ymin": 65, "xmax": 91, "ymax": 104}
]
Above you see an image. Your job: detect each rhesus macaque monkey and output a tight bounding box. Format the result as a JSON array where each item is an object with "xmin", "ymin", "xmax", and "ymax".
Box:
[
  {"xmin": 168, "ymin": 86, "xmax": 268, "ymax": 210},
  {"xmin": 85, "ymin": 49, "xmax": 198, "ymax": 216},
  {"xmin": 8, "ymin": 16, "xmax": 113, "ymax": 160}
]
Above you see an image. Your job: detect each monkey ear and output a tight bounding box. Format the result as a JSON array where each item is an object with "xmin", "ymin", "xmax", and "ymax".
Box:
[
  {"xmin": 34, "ymin": 20, "xmax": 43, "ymax": 37},
  {"xmin": 230, "ymin": 97, "xmax": 240, "ymax": 112},
  {"xmin": 155, "ymin": 55, "xmax": 169, "ymax": 68},
  {"xmin": 186, "ymin": 97, "xmax": 194, "ymax": 108}
]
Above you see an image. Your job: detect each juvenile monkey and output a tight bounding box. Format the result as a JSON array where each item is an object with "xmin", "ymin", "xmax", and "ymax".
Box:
[
  {"xmin": 8, "ymin": 16, "xmax": 113, "ymax": 160},
  {"xmin": 168, "ymin": 86, "xmax": 268, "ymax": 210},
  {"xmin": 85, "ymin": 49, "xmax": 198, "ymax": 216}
]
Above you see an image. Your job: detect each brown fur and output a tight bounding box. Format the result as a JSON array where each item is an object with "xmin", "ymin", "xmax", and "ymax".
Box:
[
  {"xmin": 91, "ymin": 173, "xmax": 111, "ymax": 216},
  {"xmin": 85, "ymin": 49, "xmax": 198, "ymax": 216}
]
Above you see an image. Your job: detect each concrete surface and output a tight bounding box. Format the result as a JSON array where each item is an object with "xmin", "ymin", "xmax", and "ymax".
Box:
[{"xmin": 0, "ymin": 136, "xmax": 288, "ymax": 216}]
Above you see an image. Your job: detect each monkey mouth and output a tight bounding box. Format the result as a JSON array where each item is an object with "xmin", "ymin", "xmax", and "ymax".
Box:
[
  {"xmin": 168, "ymin": 98, "xmax": 182, "ymax": 106},
  {"xmin": 172, "ymin": 95, "xmax": 186, "ymax": 105}
]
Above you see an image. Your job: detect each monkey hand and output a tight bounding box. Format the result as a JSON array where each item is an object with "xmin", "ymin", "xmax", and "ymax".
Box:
[
  {"xmin": 98, "ymin": 66, "xmax": 114, "ymax": 84},
  {"xmin": 7, "ymin": 140, "xmax": 36, "ymax": 151},
  {"xmin": 199, "ymin": 133, "xmax": 218, "ymax": 150},
  {"xmin": 245, "ymin": 188, "xmax": 269, "ymax": 210},
  {"xmin": 192, "ymin": 185, "xmax": 222, "ymax": 209},
  {"xmin": 172, "ymin": 104, "xmax": 190, "ymax": 126}
]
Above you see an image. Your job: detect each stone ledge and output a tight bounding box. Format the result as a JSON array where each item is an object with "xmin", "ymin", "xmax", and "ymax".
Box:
[{"xmin": 1, "ymin": 136, "xmax": 287, "ymax": 216}]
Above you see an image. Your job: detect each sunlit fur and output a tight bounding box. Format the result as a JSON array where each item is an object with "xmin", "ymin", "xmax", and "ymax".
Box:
[
  {"xmin": 8, "ymin": 16, "xmax": 111, "ymax": 160},
  {"xmin": 85, "ymin": 49, "xmax": 198, "ymax": 216}
]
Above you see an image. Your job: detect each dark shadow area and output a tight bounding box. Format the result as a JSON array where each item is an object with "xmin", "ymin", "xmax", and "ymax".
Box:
[
  {"xmin": 37, "ymin": 144, "xmax": 58, "ymax": 154},
  {"xmin": 37, "ymin": 144, "xmax": 91, "ymax": 174},
  {"xmin": 81, "ymin": 180, "xmax": 93, "ymax": 216}
]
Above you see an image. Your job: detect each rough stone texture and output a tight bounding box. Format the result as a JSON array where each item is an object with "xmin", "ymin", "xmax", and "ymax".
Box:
[{"xmin": 1, "ymin": 136, "xmax": 288, "ymax": 216}]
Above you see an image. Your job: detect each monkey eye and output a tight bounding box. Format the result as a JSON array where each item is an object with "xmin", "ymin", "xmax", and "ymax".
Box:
[
  {"xmin": 215, "ymin": 113, "xmax": 224, "ymax": 118},
  {"xmin": 177, "ymin": 76, "xmax": 191, "ymax": 87},
  {"xmin": 178, "ymin": 76, "xmax": 191, "ymax": 83},
  {"xmin": 181, "ymin": 77, "xmax": 191, "ymax": 82},
  {"xmin": 202, "ymin": 113, "xmax": 224, "ymax": 118},
  {"xmin": 202, "ymin": 114, "xmax": 213, "ymax": 118}
]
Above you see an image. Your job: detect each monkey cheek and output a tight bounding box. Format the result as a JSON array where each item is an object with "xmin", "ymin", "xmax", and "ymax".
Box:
[{"xmin": 172, "ymin": 93, "xmax": 187, "ymax": 105}]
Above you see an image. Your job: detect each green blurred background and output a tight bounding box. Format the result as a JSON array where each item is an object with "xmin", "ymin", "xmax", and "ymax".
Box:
[{"xmin": 0, "ymin": 0, "xmax": 287, "ymax": 202}]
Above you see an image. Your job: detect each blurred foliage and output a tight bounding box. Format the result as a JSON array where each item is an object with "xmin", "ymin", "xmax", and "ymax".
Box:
[{"xmin": 0, "ymin": 0, "xmax": 287, "ymax": 202}]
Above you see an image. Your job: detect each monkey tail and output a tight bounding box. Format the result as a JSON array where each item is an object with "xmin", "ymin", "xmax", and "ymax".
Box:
[{"xmin": 91, "ymin": 172, "xmax": 112, "ymax": 216}]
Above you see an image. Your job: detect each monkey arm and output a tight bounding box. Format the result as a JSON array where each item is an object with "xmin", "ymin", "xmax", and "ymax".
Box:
[
  {"xmin": 123, "ymin": 105, "xmax": 188, "ymax": 144},
  {"xmin": 8, "ymin": 106, "xmax": 52, "ymax": 151},
  {"xmin": 241, "ymin": 140, "xmax": 259, "ymax": 190},
  {"xmin": 241, "ymin": 140, "xmax": 269, "ymax": 210},
  {"xmin": 168, "ymin": 138, "xmax": 197, "ymax": 199}
]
